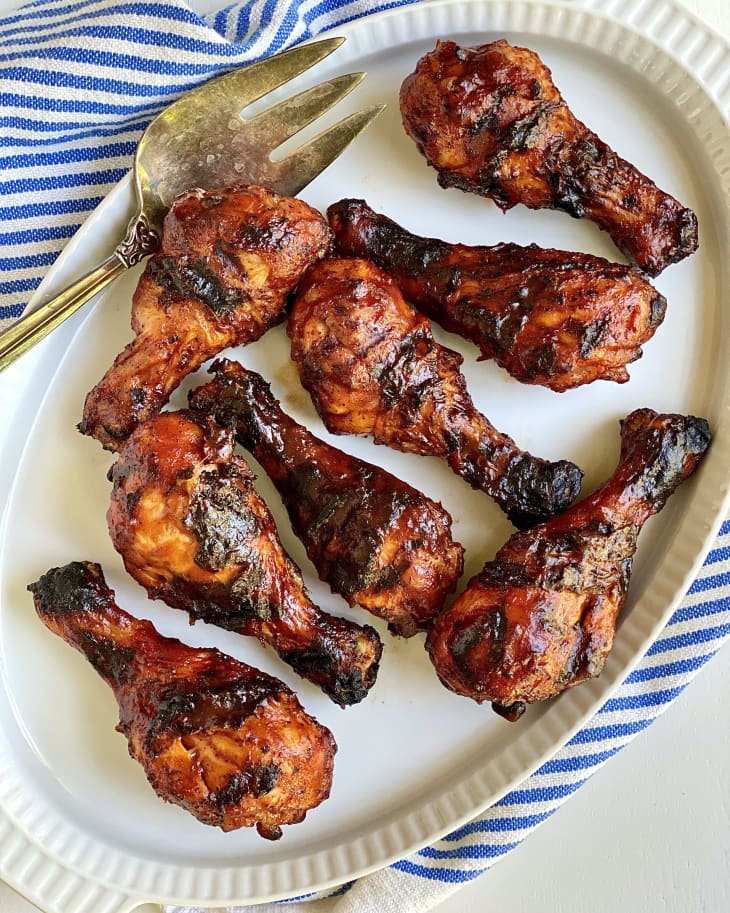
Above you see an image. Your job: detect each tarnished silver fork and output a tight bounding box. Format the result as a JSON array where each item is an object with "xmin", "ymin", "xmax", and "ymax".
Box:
[{"xmin": 0, "ymin": 37, "xmax": 382, "ymax": 372}]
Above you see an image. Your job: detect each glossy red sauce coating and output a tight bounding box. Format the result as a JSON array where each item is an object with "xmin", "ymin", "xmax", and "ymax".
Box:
[
  {"xmin": 28, "ymin": 561, "xmax": 336, "ymax": 838},
  {"xmin": 400, "ymin": 39, "xmax": 698, "ymax": 276}
]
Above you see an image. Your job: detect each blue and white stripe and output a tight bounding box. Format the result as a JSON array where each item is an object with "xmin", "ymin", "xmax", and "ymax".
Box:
[{"xmin": 1, "ymin": 3, "xmax": 729, "ymax": 911}]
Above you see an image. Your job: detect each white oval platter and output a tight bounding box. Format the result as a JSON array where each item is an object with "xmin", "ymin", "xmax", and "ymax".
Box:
[{"xmin": 1, "ymin": 0, "xmax": 729, "ymax": 910}]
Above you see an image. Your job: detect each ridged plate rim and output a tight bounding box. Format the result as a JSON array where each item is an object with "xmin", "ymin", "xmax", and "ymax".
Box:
[{"xmin": 0, "ymin": 0, "xmax": 729, "ymax": 910}]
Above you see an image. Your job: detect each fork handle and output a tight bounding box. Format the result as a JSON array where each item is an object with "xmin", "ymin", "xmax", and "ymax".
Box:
[
  {"xmin": 0, "ymin": 213, "xmax": 159, "ymax": 373},
  {"xmin": 0, "ymin": 254, "xmax": 128, "ymax": 372}
]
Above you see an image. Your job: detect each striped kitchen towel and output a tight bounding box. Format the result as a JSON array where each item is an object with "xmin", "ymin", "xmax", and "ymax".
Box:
[{"xmin": 0, "ymin": 2, "xmax": 728, "ymax": 913}]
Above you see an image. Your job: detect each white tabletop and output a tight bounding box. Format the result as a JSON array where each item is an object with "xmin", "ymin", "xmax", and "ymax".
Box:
[{"xmin": 1, "ymin": 1, "xmax": 728, "ymax": 912}]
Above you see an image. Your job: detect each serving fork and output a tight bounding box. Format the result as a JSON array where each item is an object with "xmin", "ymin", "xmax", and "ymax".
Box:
[{"xmin": 0, "ymin": 37, "xmax": 382, "ymax": 372}]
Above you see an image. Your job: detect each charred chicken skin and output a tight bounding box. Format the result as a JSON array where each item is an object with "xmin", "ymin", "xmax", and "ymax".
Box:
[
  {"xmin": 28, "ymin": 561, "xmax": 336, "ymax": 839},
  {"xmin": 189, "ymin": 358, "xmax": 465, "ymax": 636},
  {"xmin": 80, "ymin": 184, "xmax": 332, "ymax": 451},
  {"xmin": 288, "ymin": 257, "xmax": 583, "ymax": 528},
  {"xmin": 400, "ymin": 39, "xmax": 698, "ymax": 276},
  {"xmin": 328, "ymin": 199, "xmax": 667, "ymax": 391},
  {"xmin": 426, "ymin": 409, "xmax": 710, "ymax": 719},
  {"xmin": 107, "ymin": 410, "xmax": 381, "ymax": 706}
]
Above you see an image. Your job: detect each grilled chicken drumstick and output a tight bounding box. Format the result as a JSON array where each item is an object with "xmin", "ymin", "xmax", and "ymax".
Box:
[
  {"xmin": 189, "ymin": 358, "xmax": 465, "ymax": 636},
  {"xmin": 80, "ymin": 184, "xmax": 332, "ymax": 451},
  {"xmin": 28, "ymin": 561, "xmax": 336, "ymax": 839},
  {"xmin": 400, "ymin": 39, "xmax": 698, "ymax": 276},
  {"xmin": 328, "ymin": 199, "xmax": 667, "ymax": 391},
  {"xmin": 426, "ymin": 409, "xmax": 710, "ymax": 720},
  {"xmin": 107, "ymin": 410, "xmax": 382, "ymax": 706},
  {"xmin": 288, "ymin": 257, "xmax": 583, "ymax": 528}
]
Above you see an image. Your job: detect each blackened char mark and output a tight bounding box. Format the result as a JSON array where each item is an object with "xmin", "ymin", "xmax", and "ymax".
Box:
[
  {"xmin": 184, "ymin": 468, "xmax": 260, "ymax": 572},
  {"xmin": 148, "ymin": 255, "xmax": 244, "ymax": 315},
  {"xmin": 142, "ymin": 677, "xmax": 277, "ymax": 754},
  {"xmin": 280, "ymin": 629, "xmax": 381, "ymax": 708}
]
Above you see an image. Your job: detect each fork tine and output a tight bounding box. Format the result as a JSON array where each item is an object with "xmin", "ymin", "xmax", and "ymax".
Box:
[
  {"xmin": 269, "ymin": 104, "xmax": 386, "ymax": 197},
  {"xmin": 209, "ymin": 36, "xmax": 347, "ymax": 111},
  {"xmin": 245, "ymin": 73, "xmax": 366, "ymax": 151}
]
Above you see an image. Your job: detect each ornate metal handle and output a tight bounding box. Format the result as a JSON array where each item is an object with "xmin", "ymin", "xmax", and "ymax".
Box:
[{"xmin": 0, "ymin": 213, "xmax": 159, "ymax": 373}]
